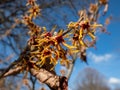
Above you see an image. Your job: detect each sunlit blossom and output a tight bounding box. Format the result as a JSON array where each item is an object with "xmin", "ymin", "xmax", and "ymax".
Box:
[{"xmin": 28, "ymin": 4, "xmax": 41, "ymax": 18}]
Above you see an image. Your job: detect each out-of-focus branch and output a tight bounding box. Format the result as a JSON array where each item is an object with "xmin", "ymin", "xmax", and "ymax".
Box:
[
  {"xmin": 66, "ymin": 59, "xmax": 76, "ymax": 80},
  {"xmin": 0, "ymin": 0, "xmax": 15, "ymax": 5},
  {"xmin": 1, "ymin": 66, "xmax": 24, "ymax": 78},
  {"xmin": 30, "ymin": 74, "xmax": 37, "ymax": 90},
  {"xmin": 0, "ymin": 19, "xmax": 20, "ymax": 40}
]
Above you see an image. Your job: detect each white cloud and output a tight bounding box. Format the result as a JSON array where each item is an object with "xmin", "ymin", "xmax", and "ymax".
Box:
[
  {"xmin": 108, "ymin": 77, "xmax": 120, "ymax": 84},
  {"xmin": 88, "ymin": 52, "xmax": 113, "ymax": 63}
]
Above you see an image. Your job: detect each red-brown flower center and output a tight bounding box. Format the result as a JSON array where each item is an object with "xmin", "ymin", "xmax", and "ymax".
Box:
[{"xmin": 55, "ymin": 35, "xmax": 64, "ymax": 44}]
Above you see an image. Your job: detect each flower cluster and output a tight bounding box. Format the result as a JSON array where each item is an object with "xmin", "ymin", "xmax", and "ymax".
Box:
[
  {"xmin": 68, "ymin": 10, "xmax": 102, "ymax": 48},
  {"xmin": 21, "ymin": 0, "xmax": 108, "ymax": 70},
  {"xmin": 67, "ymin": 10, "xmax": 102, "ymax": 62},
  {"xmin": 27, "ymin": 0, "xmax": 41, "ymax": 19},
  {"xmin": 28, "ymin": 29, "xmax": 76, "ymax": 70}
]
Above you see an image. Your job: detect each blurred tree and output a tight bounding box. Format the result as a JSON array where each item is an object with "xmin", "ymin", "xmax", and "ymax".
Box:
[
  {"xmin": 75, "ymin": 67, "xmax": 110, "ymax": 90},
  {"xmin": 115, "ymin": 87, "xmax": 120, "ymax": 90},
  {"xmin": 0, "ymin": 77, "xmax": 18, "ymax": 90},
  {"xmin": 114, "ymin": 84, "xmax": 120, "ymax": 90}
]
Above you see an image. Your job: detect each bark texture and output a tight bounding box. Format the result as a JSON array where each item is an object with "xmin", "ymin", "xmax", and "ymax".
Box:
[{"xmin": 30, "ymin": 68, "xmax": 68, "ymax": 90}]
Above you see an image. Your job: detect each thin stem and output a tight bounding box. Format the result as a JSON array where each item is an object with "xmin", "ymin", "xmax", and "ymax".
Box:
[{"xmin": 66, "ymin": 53, "xmax": 77, "ymax": 80}]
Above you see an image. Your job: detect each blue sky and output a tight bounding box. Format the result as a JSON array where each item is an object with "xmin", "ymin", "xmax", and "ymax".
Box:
[{"xmin": 68, "ymin": 0, "xmax": 120, "ymax": 89}]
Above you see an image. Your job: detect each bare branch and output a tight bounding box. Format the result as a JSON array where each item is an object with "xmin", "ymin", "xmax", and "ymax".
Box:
[{"xmin": 0, "ymin": 66, "xmax": 24, "ymax": 78}]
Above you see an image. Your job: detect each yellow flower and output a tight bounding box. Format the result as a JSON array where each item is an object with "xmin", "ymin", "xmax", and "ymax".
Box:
[
  {"xmin": 68, "ymin": 10, "xmax": 102, "ymax": 50},
  {"xmin": 28, "ymin": 4, "xmax": 41, "ymax": 18}
]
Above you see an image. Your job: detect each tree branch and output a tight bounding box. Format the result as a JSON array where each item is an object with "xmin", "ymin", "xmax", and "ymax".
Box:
[
  {"xmin": 0, "ymin": 66, "xmax": 24, "ymax": 78},
  {"xmin": 66, "ymin": 59, "xmax": 76, "ymax": 80},
  {"xmin": 30, "ymin": 68, "xmax": 68, "ymax": 90}
]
